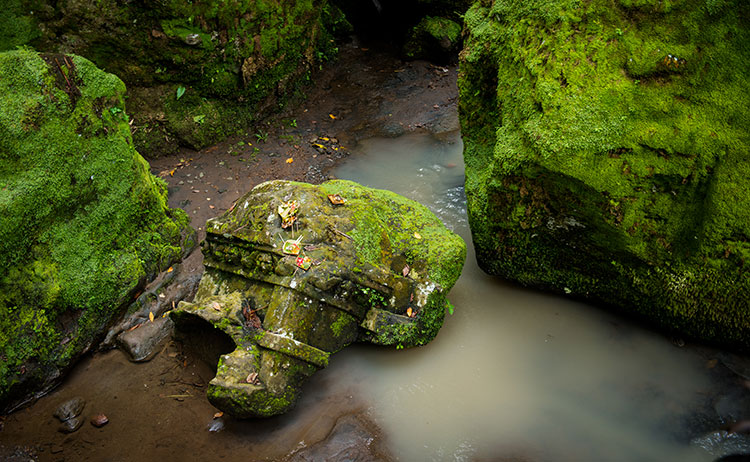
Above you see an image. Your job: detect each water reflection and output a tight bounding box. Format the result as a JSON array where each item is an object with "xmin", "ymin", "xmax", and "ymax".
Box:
[{"xmin": 331, "ymin": 131, "xmax": 721, "ymax": 461}]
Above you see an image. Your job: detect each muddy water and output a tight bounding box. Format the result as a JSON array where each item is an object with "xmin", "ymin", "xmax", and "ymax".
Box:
[{"xmin": 326, "ymin": 130, "xmax": 744, "ymax": 461}]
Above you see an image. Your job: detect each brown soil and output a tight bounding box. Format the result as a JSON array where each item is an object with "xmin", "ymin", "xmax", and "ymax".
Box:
[{"xmin": 0, "ymin": 38, "xmax": 459, "ymax": 461}]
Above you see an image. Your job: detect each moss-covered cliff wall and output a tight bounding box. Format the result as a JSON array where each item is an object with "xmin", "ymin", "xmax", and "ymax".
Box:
[
  {"xmin": 459, "ymin": 0, "xmax": 749, "ymax": 348},
  {"xmin": 0, "ymin": 0, "xmax": 343, "ymax": 155},
  {"xmin": 0, "ymin": 49, "xmax": 195, "ymax": 411}
]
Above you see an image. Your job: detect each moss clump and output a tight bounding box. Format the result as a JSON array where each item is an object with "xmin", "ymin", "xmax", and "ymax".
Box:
[
  {"xmin": 403, "ymin": 16, "xmax": 463, "ymax": 62},
  {"xmin": 459, "ymin": 0, "xmax": 750, "ymax": 349},
  {"xmin": 0, "ymin": 49, "xmax": 195, "ymax": 411},
  {"xmin": 5, "ymin": 0, "xmax": 338, "ymax": 154}
]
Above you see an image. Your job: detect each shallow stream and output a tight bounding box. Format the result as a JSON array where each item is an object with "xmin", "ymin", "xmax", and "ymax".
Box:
[
  {"xmin": 326, "ymin": 130, "xmax": 749, "ymax": 461},
  {"xmin": 2, "ymin": 130, "xmax": 748, "ymax": 462}
]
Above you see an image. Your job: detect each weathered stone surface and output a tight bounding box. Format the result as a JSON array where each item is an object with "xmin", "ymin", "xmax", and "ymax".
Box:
[
  {"xmin": 289, "ymin": 414, "xmax": 392, "ymax": 462},
  {"xmin": 459, "ymin": 0, "xmax": 750, "ymax": 349},
  {"xmin": 172, "ymin": 179, "xmax": 465, "ymax": 417},
  {"xmin": 54, "ymin": 397, "xmax": 85, "ymax": 422},
  {"xmin": 0, "ymin": 49, "xmax": 195, "ymax": 412},
  {"xmin": 116, "ymin": 317, "xmax": 174, "ymax": 362}
]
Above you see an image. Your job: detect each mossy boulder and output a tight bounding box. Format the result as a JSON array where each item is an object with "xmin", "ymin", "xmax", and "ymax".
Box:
[
  {"xmin": 459, "ymin": 0, "xmax": 750, "ymax": 348},
  {"xmin": 172, "ymin": 179, "xmax": 465, "ymax": 417},
  {"xmin": 403, "ymin": 16, "xmax": 463, "ymax": 62},
  {"xmin": 0, "ymin": 49, "xmax": 196, "ymax": 412},
  {"xmin": 0, "ymin": 0, "xmax": 341, "ymax": 154}
]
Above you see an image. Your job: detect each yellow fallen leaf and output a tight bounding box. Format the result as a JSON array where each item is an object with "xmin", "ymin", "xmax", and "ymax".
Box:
[
  {"xmin": 413, "ymin": 232, "xmax": 422, "ymax": 239},
  {"xmin": 149, "ymin": 311, "xmax": 155, "ymax": 322},
  {"xmin": 329, "ymin": 114, "xmax": 337, "ymax": 120},
  {"xmin": 167, "ymin": 266, "xmax": 173, "ymax": 273},
  {"xmin": 321, "ymin": 137, "xmax": 329, "ymax": 141},
  {"xmin": 169, "ymin": 169, "xmax": 176, "ymax": 177},
  {"xmin": 213, "ymin": 412, "xmax": 224, "ymax": 419},
  {"xmin": 406, "ymin": 307, "xmax": 413, "ymax": 317},
  {"xmin": 286, "ymin": 157, "xmax": 294, "ymax": 164},
  {"xmin": 313, "ymin": 143, "xmax": 325, "ymax": 149}
]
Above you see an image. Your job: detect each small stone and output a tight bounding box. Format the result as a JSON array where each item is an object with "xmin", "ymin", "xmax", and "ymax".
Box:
[
  {"xmin": 184, "ymin": 33, "xmax": 202, "ymax": 46},
  {"xmin": 90, "ymin": 413, "xmax": 109, "ymax": 427},
  {"xmin": 58, "ymin": 417, "xmax": 83, "ymax": 433},
  {"xmin": 54, "ymin": 397, "xmax": 85, "ymax": 422}
]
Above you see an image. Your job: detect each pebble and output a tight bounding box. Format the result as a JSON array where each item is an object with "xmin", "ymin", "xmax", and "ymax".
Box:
[
  {"xmin": 90, "ymin": 413, "xmax": 109, "ymax": 427},
  {"xmin": 54, "ymin": 397, "xmax": 85, "ymax": 422},
  {"xmin": 58, "ymin": 417, "xmax": 83, "ymax": 433},
  {"xmin": 207, "ymin": 418, "xmax": 225, "ymax": 433}
]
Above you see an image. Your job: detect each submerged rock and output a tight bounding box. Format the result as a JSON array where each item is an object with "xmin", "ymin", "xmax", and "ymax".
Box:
[
  {"xmin": 0, "ymin": 50, "xmax": 195, "ymax": 412},
  {"xmin": 172, "ymin": 180, "xmax": 465, "ymax": 417},
  {"xmin": 459, "ymin": 0, "xmax": 750, "ymax": 349},
  {"xmin": 54, "ymin": 397, "xmax": 85, "ymax": 422}
]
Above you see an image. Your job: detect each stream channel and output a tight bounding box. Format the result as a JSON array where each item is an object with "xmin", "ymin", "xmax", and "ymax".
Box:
[
  {"xmin": 2, "ymin": 50, "xmax": 749, "ymax": 459},
  {"xmin": 327, "ymin": 130, "xmax": 750, "ymax": 461}
]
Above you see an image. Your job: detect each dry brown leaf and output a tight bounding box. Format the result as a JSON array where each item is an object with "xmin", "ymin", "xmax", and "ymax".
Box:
[
  {"xmin": 402, "ymin": 264, "xmax": 410, "ymax": 277},
  {"xmin": 213, "ymin": 412, "xmax": 224, "ymax": 419}
]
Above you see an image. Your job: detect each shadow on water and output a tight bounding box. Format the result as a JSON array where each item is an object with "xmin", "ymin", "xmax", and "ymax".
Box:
[{"xmin": 328, "ymin": 130, "xmax": 750, "ymax": 462}]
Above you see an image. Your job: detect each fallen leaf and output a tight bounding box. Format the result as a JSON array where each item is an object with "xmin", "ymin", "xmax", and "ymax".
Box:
[
  {"xmin": 149, "ymin": 311, "xmax": 155, "ymax": 322},
  {"xmin": 286, "ymin": 157, "xmax": 294, "ymax": 164},
  {"xmin": 406, "ymin": 307, "xmax": 413, "ymax": 317},
  {"xmin": 167, "ymin": 266, "xmax": 173, "ymax": 273},
  {"xmin": 169, "ymin": 169, "xmax": 176, "ymax": 176},
  {"xmin": 209, "ymin": 205, "xmax": 215, "ymax": 209},
  {"xmin": 329, "ymin": 114, "xmax": 337, "ymax": 120},
  {"xmin": 213, "ymin": 412, "xmax": 224, "ymax": 419},
  {"xmin": 413, "ymin": 232, "xmax": 422, "ymax": 239},
  {"xmin": 402, "ymin": 264, "xmax": 410, "ymax": 277},
  {"xmin": 246, "ymin": 372, "xmax": 259, "ymax": 384},
  {"xmin": 321, "ymin": 137, "xmax": 329, "ymax": 141},
  {"xmin": 211, "ymin": 302, "xmax": 222, "ymax": 311}
]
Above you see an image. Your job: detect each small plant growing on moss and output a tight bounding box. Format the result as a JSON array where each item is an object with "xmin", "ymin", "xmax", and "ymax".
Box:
[
  {"xmin": 254, "ymin": 130, "xmax": 268, "ymax": 143},
  {"xmin": 176, "ymin": 85, "xmax": 186, "ymax": 100}
]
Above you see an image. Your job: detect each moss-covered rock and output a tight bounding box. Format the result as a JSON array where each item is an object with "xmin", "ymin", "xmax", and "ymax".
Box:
[
  {"xmin": 0, "ymin": 49, "xmax": 196, "ymax": 412},
  {"xmin": 403, "ymin": 16, "xmax": 463, "ymax": 62},
  {"xmin": 1, "ymin": 0, "xmax": 340, "ymax": 154},
  {"xmin": 459, "ymin": 0, "xmax": 750, "ymax": 349},
  {"xmin": 172, "ymin": 179, "xmax": 465, "ymax": 417}
]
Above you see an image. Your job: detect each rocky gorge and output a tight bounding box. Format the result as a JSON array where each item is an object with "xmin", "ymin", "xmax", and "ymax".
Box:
[{"xmin": 0, "ymin": 0, "xmax": 748, "ymax": 460}]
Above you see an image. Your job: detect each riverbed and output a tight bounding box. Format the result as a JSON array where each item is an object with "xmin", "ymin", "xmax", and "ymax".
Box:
[{"xmin": 1, "ymin": 40, "xmax": 748, "ymax": 462}]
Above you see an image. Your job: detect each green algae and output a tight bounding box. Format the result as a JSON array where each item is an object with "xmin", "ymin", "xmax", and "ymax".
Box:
[
  {"xmin": 0, "ymin": 49, "xmax": 194, "ymax": 410},
  {"xmin": 459, "ymin": 0, "xmax": 750, "ymax": 349}
]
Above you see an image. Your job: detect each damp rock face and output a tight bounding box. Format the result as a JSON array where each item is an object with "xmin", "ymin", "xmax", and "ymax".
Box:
[
  {"xmin": 459, "ymin": 0, "xmax": 750, "ymax": 349},
  {"xmin": 172, "ymin": 179, "xmax": 465, "ymax": 417},
  {"xmin": 0, "ymin": 49, "xmax": 195, "ymax": 412}
]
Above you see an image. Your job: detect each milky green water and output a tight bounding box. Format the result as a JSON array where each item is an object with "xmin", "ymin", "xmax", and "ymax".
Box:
[{"xmin": 328, "ymin": 131, "xmax": 725, "ymax": 461}]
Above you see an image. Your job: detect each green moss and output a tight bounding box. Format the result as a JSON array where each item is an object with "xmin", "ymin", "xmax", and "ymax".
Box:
[
  {"xmin": 9, "ymin": 0, "xmax": 341, "ymax": 155},
  {"xmin": 459, "ymin": 0, "xmax": 750, "ymax": 349},
  {"xmin": 403, "ymin": 16, "xmax": 463, "ymax": 61},
  {"xmin": 0, "ymin": 50, "xmax": 194, "ymax": 408}
]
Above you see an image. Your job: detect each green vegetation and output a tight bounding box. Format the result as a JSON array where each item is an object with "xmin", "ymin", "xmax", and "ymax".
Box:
[
  {"xmin": 0, "ymin": 0, "xmax": 340, "ymax": 155},
  {"xmin": 459, "ymin": 0, "xmax": 750, "ymax": 349},
  {"xmin": 0, "ymin": 50, "xmax": 194, "ymax": 409}
]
